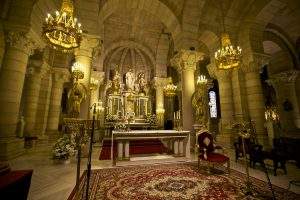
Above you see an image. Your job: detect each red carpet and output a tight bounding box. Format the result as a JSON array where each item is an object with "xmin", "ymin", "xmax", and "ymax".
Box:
[
  {"xmin": 68, "ymin": 162, "xmax": 300, "ymax": 200},
  {"xmin": 99, "ymin": 139, "xmax": 171, "ymax": 160}
]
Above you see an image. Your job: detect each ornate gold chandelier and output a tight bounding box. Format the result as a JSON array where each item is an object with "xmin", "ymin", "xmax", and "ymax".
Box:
[
  {"xmin": 43, "ymin": 0, "xmax": 83, "ymax": 52},
  {"xmin": 197, "ymin": 75, "xmax": 208, "ymax": 85},
  {"xmin": 215, "ymin": 33, "xmax": 242, "ymax": 70},
  {"xmin": 265, "ymin": 106, "xmax": 280, "ymax": 121},
  {"xmin": 164, "ymin": 80, "xmax": 177, "ymax": 97},
  {"xmin": 89, "ymin": 78, "xmax": 99, "ymax": 91},
  {"xmin": 71, "ymin": 62, "xmax": 84, "ymax": 81}
]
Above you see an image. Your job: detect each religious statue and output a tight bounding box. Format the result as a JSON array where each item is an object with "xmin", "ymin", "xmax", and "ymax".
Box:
[
  {"xmin": 137, "ymin": 72, "xmax": 147, "ymax": 95},
  {"xmin": 125, "ymin": 68, "xmax": 135, "ymax": 92},
  {"xmin": 191, "ymin": 84, "xmax": 209, "ymax": 126},
  {"xmin": 112, "ymin": 69, "xmax": 121, "ymax": 94},
  {"xmin": 68, "ymin": 82, "xmax": 87, "ymax": 118}
]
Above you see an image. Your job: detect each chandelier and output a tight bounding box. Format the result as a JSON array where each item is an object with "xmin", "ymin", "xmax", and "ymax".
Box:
[
  {"xmin": 89, "ymin": 78, "xmax": 99, "ymax": 91},
  {"xmin": 164, "ymin": 81, "xmax": 177, "ymax": 97},
  {"xmin": 43, "ymin": 0, "xmax": 83, "ymax": 52},
  {"xmin": 197, "ymin": 75, "xmax": 208, "ymax": 85},
  {"xmin": 215, "ymin": 33, "xmax": 242, "ymax": 70},
  {"xmin": 71, "ymin": 62, "xmax": 84, "ymax": 81}
]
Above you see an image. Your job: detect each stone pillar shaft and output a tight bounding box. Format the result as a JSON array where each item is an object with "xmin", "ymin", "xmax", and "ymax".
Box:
[
  {"xmin": 46, "ymin": 68, "xmax": 69, "ymax": 135},
  {"xmin": 154, "ymin": 77, "xmax": 169, "ymax": 127},
  {"xmin": 23, "ymin": 61, "xmax": 49, "ymax": 137},
  {"xmin": 0, "ymin": 31, "xmax": 35, "ymax": 159}
]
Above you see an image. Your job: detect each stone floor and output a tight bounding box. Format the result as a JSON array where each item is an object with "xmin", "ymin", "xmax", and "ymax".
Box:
[{"xmin": 9, "ymin": 143, "xmax": 300, "ymax": 200}]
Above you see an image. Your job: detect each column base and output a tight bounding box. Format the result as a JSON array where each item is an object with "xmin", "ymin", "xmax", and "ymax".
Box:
[{"xmin": 0, "ymin": 137, "xmax": 25, "ymax": 160}]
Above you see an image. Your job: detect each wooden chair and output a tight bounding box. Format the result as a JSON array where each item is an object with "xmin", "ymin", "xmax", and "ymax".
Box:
[{"xmin": 197, "ymin": 131, "xmax": 230, "ymax": 174}]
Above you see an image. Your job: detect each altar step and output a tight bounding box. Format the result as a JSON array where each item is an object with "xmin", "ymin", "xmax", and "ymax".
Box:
[{"xmin": 116, "ymin": 154, "xmax": 190, "ymax": 167}]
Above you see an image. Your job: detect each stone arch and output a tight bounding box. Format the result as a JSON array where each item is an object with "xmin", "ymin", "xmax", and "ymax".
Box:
[
  {"xmin": 238, "ymin": 0, "xmax": 288, "ymax": 63},
  {"xmin": 98, "ymin": 0, "xmax": 181, "ymax": 48},
  {"xmin": 102, "ymin": 40, "xmax": 155, "ymax": 68},
  {"xmin": 198, "ymin": 30, "xmax": 219, "ymax": 56}
]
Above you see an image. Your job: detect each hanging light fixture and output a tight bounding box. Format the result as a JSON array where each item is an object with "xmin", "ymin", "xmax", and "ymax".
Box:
[
  {"xmin": 214, "ymin": 1, "xmax": 242, "ymax": 70},
  {"xmin": 43, "ymin": 0, "xmax": 83, "ymax": 52},
  {"xmin": 164, "ymin": 79, "xmax": 177, "ymax": 97},
  {"xmin": 197, "ymin": 75, "xmax": 208, "ymax": 85},
  {"xmin": 71, "ymin": 62, "xmax": 84, "ymax": 81}
]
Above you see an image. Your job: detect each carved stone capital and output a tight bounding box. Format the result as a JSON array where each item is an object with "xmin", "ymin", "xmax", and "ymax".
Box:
[
  {"xmin": 153, "ymin": 77, "xmax": 170, "ymax": 89},
  {"xmin": 5, "ymin": 31, "xmax": 36, "ymax": 54},
  {"xmin": 207, "ymin": 64, "xmax": 232, "ymax": 81},
  {"xmin": 26, "ymin": 59, "xmax": 50, "ymax": 78},
  {"xmin": 52, "ymin": 68, "xmax": 70, "ymax": 83},
  {"xmin": 242, "ymin": 53, "xmax": 270, "ymax": 73},
  {"xmin": 91, "ymin": 71, "xmax": 105, "ymax": 86},
  {"xmin": 270, "ymin": 70, "xmax": 299, "ymax": 84},
  {"xmin": 171, "ymin": 50, "xmax": 204, "ymax": 72},
  {"xmin": 75, "ymin": 34, "xmax": 101, "ymax": 58}
]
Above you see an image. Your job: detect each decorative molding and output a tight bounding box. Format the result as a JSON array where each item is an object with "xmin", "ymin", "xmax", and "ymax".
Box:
[
  {"xmin": 153, "ymin": 77, "xmax": 170, "ymax": 89},
  {"xmin": 52, "ymin": 67, "xmax": 70, "ymax": 83},
  {"xmin": 5, "ymin": 31, "xmax": 36, "ymax": 54},
  {"xmin": 171, "ymin": 50, "xmax": 205, "ymax": 72},
  {"xmin": 242, "ymin": 53, "xmax": 270, "ymax": 73}
]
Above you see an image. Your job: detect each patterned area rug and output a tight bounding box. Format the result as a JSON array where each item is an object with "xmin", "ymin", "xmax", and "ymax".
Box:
[{"xmin": 68, "ymin": 163, "xmax": 300, "ymax": 200}]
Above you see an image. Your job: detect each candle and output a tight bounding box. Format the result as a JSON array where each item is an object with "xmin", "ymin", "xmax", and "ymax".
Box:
[{"xmin": 174, "ymin": 112, "xmax": 175, "ymax": 119}]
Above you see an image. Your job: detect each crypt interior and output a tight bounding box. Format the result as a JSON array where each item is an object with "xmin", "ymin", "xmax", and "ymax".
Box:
[{"xmin": 0, "ymin": 0, "xmax": 300, "ymax": 199}]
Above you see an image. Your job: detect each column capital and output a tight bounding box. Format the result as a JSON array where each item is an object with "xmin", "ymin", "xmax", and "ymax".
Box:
[
  {"xmin": 75, "ymin": 34, "xmax": 101, "ymax": 58},
  {"xmin": 171, "ymin": 49, "xmax": 205, "ymax": 72},
  {"xmin": 270, "ymin": 70, "xmax": 299, "ymax": 84},
  {"xmin": 153, "ymin": 77, "xmax": 170, "ymax": 89},
  {"xmin": 207, "ymin": 64, "xmax": 232, "ymax": 81},
  {"xmin": 27, "ymin": 59, "xmax": 51, "ymax": 78},
  {"xmin": 91, "ymin": 71, "xmax": 105, "ymax": 86},
  {"xmin": 5, "ymin": 31, "xmax": 36, "ymax": 54},
  {"xmin": 51, "ymin": 68, "xmax": 70, "ymax": 83},
  {"xmin": 242, "ymin": 53, "xmax": 270, "ymax": 73}
]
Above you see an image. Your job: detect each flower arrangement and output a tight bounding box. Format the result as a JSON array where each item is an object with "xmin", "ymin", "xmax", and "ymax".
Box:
[
  {"xmin": 145, "ymin": 114, "xmax": 158, "ymax": 125},
  {"xmin": 105, "ymin": 114, "xmax": 118, "ymax": 122},
  {"xmin": 52, "ymin": 135, "xmax": 76, "ymax": 160},
  {"xmin": 114, "ymin": 122, "xmax": 127, "ymax": 131}
]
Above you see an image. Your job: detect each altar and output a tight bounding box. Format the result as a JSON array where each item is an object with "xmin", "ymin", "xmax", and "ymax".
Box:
[{"xmin": 111, "ymin": 130, "xmax": 191, "ymax": 165}]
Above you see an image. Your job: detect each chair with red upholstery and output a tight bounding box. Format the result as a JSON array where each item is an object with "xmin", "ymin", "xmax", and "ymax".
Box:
[{"xmin": 197, "ymin": 131, "xmax": 230, "ymax": 173}]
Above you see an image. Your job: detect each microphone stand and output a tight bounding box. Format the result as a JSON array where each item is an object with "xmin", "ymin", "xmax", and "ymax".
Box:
[{"xmin": 85, "ymin": 104, "xmax": 96, "ymax": 200}]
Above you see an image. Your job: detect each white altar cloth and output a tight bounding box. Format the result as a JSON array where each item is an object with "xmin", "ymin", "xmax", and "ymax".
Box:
[{"xmin": 111, "ymin": 130, "xmax": 191, "ymax": 165}]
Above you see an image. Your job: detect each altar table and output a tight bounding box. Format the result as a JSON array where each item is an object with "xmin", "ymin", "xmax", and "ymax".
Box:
[{"xmin": 111, "ymin": 130, "xmax": 191, "ymax": 164}]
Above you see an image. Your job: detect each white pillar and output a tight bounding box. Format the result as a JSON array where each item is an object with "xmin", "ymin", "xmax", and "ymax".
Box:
[
  {"xmin": 243, "ymin": 58, "xmax": 268, "ymax": 145},
  {"xmin": 171, "ymin": 50, "xmax": 204, "ymax": 130},
  {"xmin": 124, "ymin": 140, "xmax": 129, "ymax": 159},
  {"xmin": 118, "ymin": 141, "xmax": 123, "ymax": 160},
  {"xmin": 179, "ymin": 139, "xmax": 184, "ymax": 156},
  {"xmin": 173, "ymin": 140, "xmax": 179, "ymax": 155},
  {"xmin": 0, "ymin": 31, "xmax": 35, "ymax": 159},
  {"xmin": 154, "ymin": 77, "xmax": 169, "ymax": 127},
  {"xmin": 23, "ymin": 60, "xmax": 49, "ymax": 137},
  {"xmin": 74, "ymin": 35, "xmax": 101, "ymax": 119},
  {"xmin": 46, "ymin": 68, "xmax": 69, "ymax": 138}
]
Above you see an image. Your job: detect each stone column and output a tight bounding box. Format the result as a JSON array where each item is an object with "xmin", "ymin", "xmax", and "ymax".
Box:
[
  {"xmin": 171, "ymin": 50, "xmax": 204, "ymax": 130},
  {"xmin": 23, "ymin": 60, "xmax": 49, "ymax": 137},
  {"xmin": 270, "ymin": 70, "xmax": 300, "ymax": 129},
  {"xmin": 207, "ymin": 65, "xmax": 235, "ymax": 146},
  {"xmin": 154, "ymin": 77, "xmax": 169, "ymax": 127},
  {"xmin": 242, "ymin": 59, "xmax": 268, "ymax": 145},
  {"xmin": 74, "ymin": 35, "xmax": 101, "ymax": 119},
  {"xmin": 0, "ymin": 31, "xmax": 35, "ymax": 160},
  {"xmin": 89, "ymin": 71, "xmax": 104, "ymax": 118},
  {"xmin": 46, "ymin": 68, "xmax": 69, "ymax": 138}
]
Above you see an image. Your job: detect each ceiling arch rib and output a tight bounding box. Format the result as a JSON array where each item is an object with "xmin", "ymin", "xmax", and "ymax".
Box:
[{"xmin": 98, "ymin": 0, "xmax": 181, "ymax": 48}]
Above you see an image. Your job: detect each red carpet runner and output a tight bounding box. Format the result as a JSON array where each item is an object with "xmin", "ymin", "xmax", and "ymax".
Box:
[{"xmin": 99, "ymin": 139, "xmax": 171, "ymax": 160}]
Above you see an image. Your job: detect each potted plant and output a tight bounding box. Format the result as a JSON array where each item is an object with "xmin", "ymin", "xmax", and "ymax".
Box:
[{"xmin": 52, "ymin": 135, "xmax": 75, "ymax": 164}]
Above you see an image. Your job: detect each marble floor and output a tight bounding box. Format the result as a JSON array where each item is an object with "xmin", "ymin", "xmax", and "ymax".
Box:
[{"xmin": 9, "ymin": 143, "xmax": 300, "ymax": 200}]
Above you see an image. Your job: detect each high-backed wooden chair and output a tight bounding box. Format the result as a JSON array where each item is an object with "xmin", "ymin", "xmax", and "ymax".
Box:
[{"xmin": 197, "ymin": 131, "xmax": 230, "ymax": 173}]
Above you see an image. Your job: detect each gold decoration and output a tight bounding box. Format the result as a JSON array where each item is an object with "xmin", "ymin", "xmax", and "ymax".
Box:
[
  {"xmin": 89, "ymin": 77, "xmax": 99, "ymax": 91},
  {"xmin": 215, "ymin": 33, "xmax": 242, "ymax": 70},
  {"xmin": 71, "ymin": 62, "xmax": 84, "ymax": 81},
  {"xmin": 43, "ymin": 0, "xmax": 83, "ymax": 52},
  {"xmin": 163, "ymin": 79, "xmax": 177, "ymax": 97},
  {"xmin": 265, "ymin": 106, "xmax": 280, "ymax": 121},
  {"xmin": 192, "ymin": 75, "xmax": 208, "ymax": 126}
]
